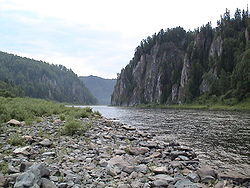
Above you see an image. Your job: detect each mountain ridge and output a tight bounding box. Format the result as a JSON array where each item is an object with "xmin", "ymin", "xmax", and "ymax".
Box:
[
  {"xmin": 0, "ymin": 51, "xmax": 97, "ymax": 104},
  {"xmin": 111, "ymin": 8, "xmax": 250, "ymax": 106},
  {"xmin": 80, "ymin": 75, "xmax": 116, "ymax": 105}
]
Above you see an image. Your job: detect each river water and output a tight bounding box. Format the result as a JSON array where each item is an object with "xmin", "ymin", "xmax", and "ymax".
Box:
[{"xmin": 79, "ymin": 105, "xmax": 250, "ymax": 175}]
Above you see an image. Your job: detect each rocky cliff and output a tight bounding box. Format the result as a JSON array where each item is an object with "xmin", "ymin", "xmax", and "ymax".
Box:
[{"xmin": 112, "ymin": 9, "xmax": 250, "ymax": 106}]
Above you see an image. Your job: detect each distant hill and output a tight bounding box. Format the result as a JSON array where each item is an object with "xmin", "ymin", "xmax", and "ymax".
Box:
[
  {"xmin": 80, "ymin": 75, "xmax": 116, "ymax": 105},
  {"xmin": 0, "ymin": 51, "xmax": 97, "ymax": 104}
]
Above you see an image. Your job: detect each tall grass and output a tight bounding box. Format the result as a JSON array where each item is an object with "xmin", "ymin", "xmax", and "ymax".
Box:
[{"xmin": 0, "ymin": 97, "xmax": 99, "ymax": 124}]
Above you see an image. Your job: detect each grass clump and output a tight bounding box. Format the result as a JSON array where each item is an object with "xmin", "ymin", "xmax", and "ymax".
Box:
[
  {"xmin": 0, "ymin": 162, "xmax": 8, "ymax": 174},
  {"xmin": 61, "ymin": 119, "xmax": 91, "ymax": 136},
  {"xmin": 7, "ymin": 133, "xmax": 25, "ymax": 146}
]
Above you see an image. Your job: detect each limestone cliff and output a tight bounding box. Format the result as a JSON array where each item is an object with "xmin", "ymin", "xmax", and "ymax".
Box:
[{"xmin": 112, "ymin": 10, "xmax": 250, "ymax": 105}]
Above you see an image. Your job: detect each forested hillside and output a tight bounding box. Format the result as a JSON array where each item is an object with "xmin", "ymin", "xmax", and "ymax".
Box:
[
  {"xmin": 80, "ymin": 75, "xmax": 116, "ymax": 105},
  {"xmin": 0, "ymin": 51, "xmax": 97, "ymax": 104},
  {"xmin": 112, "ymin": 8, "xmax": 250, "ymax": 106}
]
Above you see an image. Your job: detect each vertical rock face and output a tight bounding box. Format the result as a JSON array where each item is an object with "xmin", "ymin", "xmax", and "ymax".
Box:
[
  {"xmin": 112, "ymin": 14, "xmax": 250, "ymax": 105},
  {"xmin": 112, "ymin": 38, "xmax": 185, "ymax": 106},
  {"xmin": 111, "ymin": 28, "xmax": 218, "ymax": 105}
]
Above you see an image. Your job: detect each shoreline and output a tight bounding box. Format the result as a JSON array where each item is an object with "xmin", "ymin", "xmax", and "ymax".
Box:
[{"xmin": 0, "ymin": 115, "xmax": 249, "ymax": 187}]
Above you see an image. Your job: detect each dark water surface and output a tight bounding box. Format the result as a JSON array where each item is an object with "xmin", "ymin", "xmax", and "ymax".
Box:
[{"xmin": 80, "ymin": 106, "xmax": 250, "ymax": 174}]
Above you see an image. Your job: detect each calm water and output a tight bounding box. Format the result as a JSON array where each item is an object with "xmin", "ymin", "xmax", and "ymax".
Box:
[{"xmin": 79, "ymin": 105, "xmax": 250, "ymax": 174}]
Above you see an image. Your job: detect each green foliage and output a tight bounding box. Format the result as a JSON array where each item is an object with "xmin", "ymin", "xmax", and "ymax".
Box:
[
  {"xmin": 61, "ymin": 119, "xmax": 91, "ymax": 136},
  {"xmin": 113, "ymin": 7, "xmax": 250, "ymax": 105},
  {"xmin": 0, "ymin": 162, "xmax": 8, "ymax": 174},
  {"xmin": 0, "ymin": 51, "xmax": 97, "ymax": 104},
  {"xmin": 0, "ymin": 80, "xmax": 24, "ymax": 98},
  {"xmin": 0, "ymin": 97, "xmax": 98, "ymax": 123},
  {"xmin": 59, "ymin": 114, "xmax": 66, "ymax": 121},
  {"xmin": 7, "ymin": 133, "xmax": 25, "ymax": 146}
]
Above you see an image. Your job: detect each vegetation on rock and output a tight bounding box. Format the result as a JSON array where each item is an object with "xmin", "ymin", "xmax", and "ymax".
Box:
[{"xmin": 112, "ymin": 8, "xmax": 250, "ymax": 106}]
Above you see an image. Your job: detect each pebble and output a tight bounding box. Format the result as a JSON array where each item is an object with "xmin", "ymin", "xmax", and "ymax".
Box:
[{"xmin": 0, "ymin": 116, "xmax": 247, "ymax": 187}]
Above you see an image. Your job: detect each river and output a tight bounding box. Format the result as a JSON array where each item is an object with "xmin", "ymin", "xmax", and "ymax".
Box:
[{"xmin": 79, "ymin": 105, "xmax": 250, "ymax": 175}]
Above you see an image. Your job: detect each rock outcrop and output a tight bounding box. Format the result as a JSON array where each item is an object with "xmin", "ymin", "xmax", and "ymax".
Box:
[{"xmin": 111, "ymin": 12, "xmax": 250, "ymax": 105}]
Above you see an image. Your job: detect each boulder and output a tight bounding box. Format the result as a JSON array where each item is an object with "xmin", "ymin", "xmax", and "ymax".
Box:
[
  {"xmin": 174, "ymin": 179, "xmax": 198, "ymax": 188},
  {"xmin": 41, "ymin": 178, "xmax": 57, "ymax": 188},
  {"xmin": 127, "ymin": 147, "xmax": 149, "ymax": 155},
  {"xmin": 14, "ymin": 163, "xmax": 50, "ymax": 188},
  {"xmin": 39, "ymin": 139, "xmax": 52, "ymax": 147},
  {"xmin": 13, "ymin": 146, "xmax": 31, "ymax": 155},
  {"xmin": 186, "ymin": 172, "xmax": 200, "ymax": 183},
  {"xmin": 153, "ymin": 167, "xmax": 168, "ymax": 174},
  {"xmin": 7, "ymin": 119, "xmax": 23, "ymax": 126},
  {"xmin": 197, "ymin": 166, "xmax": 217, "ymax": 183},
  {"xmin": 0, "ymin": 173, "xmax": 6, "ymax": 187}
]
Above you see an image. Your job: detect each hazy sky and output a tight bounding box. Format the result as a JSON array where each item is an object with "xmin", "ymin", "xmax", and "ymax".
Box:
[{"xmin": 0, "ymin": 0, "xmax": 249, "ymax": 78}]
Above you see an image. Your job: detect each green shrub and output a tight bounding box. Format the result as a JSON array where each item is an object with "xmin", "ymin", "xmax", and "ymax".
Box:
[
  {"xmin": 61, "ymin": 120, "xmax": 90, "ymax": 136},
  {"xmin": 59, "ymin": 114, "xmax": 66, "ymax": 121},
  {"xmin": 93, "ymin": 111, "xmax": 101, "ymax": 116},
  {"xmin": 7, "ymin": 133, "xmax": 25, "ymax": 146},
  {"xmin": 0, "ymin": 162, "xmax": 8, "ymax": 174}
]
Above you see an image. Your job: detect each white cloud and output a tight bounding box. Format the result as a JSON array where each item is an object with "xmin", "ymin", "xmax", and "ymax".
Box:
[{"xmin": 0, "ymin": 0, "xmax": 249, "ymax": 78}]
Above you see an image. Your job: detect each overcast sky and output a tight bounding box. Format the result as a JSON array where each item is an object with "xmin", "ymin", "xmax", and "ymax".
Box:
[{"xmin": 0, "ymin": 0, "xmax": 249, "ymax": 78}]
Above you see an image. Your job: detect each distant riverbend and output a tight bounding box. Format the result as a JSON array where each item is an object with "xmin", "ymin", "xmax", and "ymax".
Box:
[{"xmin": 79, "ymin": 105, "xmax": 250, "ymax": 175}]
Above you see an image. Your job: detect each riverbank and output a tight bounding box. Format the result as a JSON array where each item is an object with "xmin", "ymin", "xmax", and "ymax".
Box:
[
  {"xmin": 135, "ymin": 98, "xmax": 250, "ymax": 112},
  {"xmin": 1, "ymin": 114, "xmax": 249, "ymax": 187}
]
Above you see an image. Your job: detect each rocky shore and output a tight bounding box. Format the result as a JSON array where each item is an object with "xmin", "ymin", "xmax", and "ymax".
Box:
[{"xmin": 0, "ymin": 115, "xmax": 249, "ymax": 187}]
